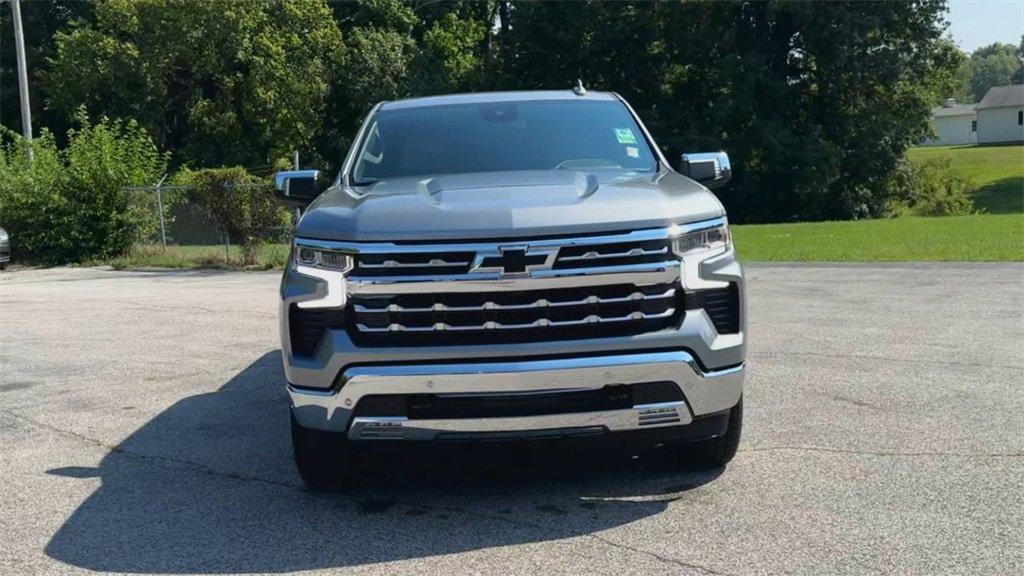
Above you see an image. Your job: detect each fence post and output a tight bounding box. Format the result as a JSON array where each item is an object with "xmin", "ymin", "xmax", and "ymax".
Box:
[{"xmin": 154, "ymin": 173, "xmax": 168, "ymax": 250}]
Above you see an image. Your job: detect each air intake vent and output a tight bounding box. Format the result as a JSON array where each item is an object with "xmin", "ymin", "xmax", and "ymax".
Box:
[
  {"xmin": 685, "ymin": 283, "xmax": 740, "ymax": 334},
  {"xmin": 288, "ymin": 305, "xmax": 345, "ymax": 356}
]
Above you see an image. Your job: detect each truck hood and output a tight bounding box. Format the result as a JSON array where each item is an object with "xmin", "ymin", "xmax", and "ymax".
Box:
[{"xmin": 296, "ymin": 169, "xmax": 724, "ymax": 242}]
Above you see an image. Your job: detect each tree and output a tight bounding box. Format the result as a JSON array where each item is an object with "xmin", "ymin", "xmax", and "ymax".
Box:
[
  {"xmin": 496, "ymin": 1, "xmax": 958, "ymax": 222},
  {"xmin": 177, "ymin": 167, "xmax": 289, "ymax": 266},
  {"xmin": 966, "ymin": 42, "xmax": 1020, "ymax": 101},
  {"xmin": 412, "ymin": 12, "xmax": 488, "ymax": 93},
  {"xmin": 0, "ymin": 112, "xmax": 167, "ymax": 262},
  {"xmin": 1014, "ymin": 35, "xmax": 1024, "ymax": 84},
  {"xmin": 0, "ymin": 1, "xmax": 91, "ymax": 138},
  {"xmin": 43, "ymin": 0, "xmax": 343, "ymax": 168},
  {"xmin": 948, "ymin": 41, "xmax": 1023, "ymax": 103}
]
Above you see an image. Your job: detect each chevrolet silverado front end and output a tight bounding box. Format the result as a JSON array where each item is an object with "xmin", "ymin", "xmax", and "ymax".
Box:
[{"xmin": 275, "ymin": 90, "xmax": 745, "ymax": 487}]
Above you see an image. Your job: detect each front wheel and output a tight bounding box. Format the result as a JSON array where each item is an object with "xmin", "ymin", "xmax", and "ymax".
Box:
[
  {"xmin": 291, "ymin": 412, "xmax": 354, "ymax": 490},
  {"xmin": 677, "ymin": 397, "xmax": 743, "ymax": 469}
]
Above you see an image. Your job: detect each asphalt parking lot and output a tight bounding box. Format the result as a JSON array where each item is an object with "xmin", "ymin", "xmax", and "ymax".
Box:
[{"xmin": 1, "ymin": 263, "xmax": 1022, "ymax": 575}]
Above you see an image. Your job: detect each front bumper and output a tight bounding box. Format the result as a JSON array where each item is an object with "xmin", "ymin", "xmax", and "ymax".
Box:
[{"xmin": 289, "ymin": 350, "xmax": 743, "ymax": 439}]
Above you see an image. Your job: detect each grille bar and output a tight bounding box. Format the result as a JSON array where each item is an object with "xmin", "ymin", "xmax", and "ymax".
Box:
[
  {"xmin": 359, "ymin": 258, "xmax": 472, "ymax": 269},
  {"xmin": 557, "ymin": 246, "xmax": 668, "ymax": 262},
  {"xmin": 354, "ymin": 288, "xmax": 675, "ymax": 313},
  {"xmin": 356, "ymin": 308, "xmax": 676, "ymax": 333}
]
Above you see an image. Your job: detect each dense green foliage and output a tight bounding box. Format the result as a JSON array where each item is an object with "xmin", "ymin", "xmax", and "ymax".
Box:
[
  {"xmin": 903, "ymin": 158, "xmax": 976, "ymax": 216},
  {"xmin": 0, "ymin": 1, "xmax": 88, "ymax": 140},
  {"xmin": 43, "ymin": 0, "xmax": 343, "ymax": 168},
  {"xmin": 4, "ymin": 0, "xmax": 978, "ymax": 225},
  {"xmin": 175, "ymin": 167, "xmax": 290, "ymax": 265},
  {"xmin": 0, "ymin": 114, "xmax": 166, "ymax": 262},
  {"xmin": 947, "ymin": 40, "xmax": 1024, "ymax": 103},
  {"xmin": 907, "ymin": 144, "xmax": 1024, "ymax": 214},
  {"xmin": 498, "ymin": 1, "xmax": 963, "ymax": 222}
]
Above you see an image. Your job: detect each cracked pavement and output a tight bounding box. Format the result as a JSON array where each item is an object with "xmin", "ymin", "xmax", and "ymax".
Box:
[{"xmin": 1, "ymin": 263, "xmax": 1022, "ymax": 575}]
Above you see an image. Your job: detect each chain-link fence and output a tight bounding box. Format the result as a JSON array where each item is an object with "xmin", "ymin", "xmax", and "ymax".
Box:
[{"xmin": 124, "ymin": 178, "xmax": 295, "ymax": 267}]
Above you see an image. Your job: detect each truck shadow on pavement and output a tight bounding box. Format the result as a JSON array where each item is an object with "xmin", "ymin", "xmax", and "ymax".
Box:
[{"xmin": 45, "ymin": 351, "xmax": 722, "ymax": 574}]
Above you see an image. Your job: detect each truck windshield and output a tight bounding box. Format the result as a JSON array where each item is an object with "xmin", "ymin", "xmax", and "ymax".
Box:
[{"xmin": 350, "ymin": 99, "xmax": 658, "ymax": 184}]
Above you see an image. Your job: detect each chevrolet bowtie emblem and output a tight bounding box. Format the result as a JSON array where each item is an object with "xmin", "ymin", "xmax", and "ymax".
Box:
[{"xmin": 470, "ymin": 245, "xmax": 557, "ymax": 276}]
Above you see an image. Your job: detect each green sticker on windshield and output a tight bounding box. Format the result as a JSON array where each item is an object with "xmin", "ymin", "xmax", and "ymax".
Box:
[{"xmin": 614, "ymin": 128, "xmax": 637, "ymax": 144}]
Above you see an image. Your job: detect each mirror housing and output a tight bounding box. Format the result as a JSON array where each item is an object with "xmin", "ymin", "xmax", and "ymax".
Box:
[
  {"xmin": 680, "ymin": 152, "xmax": 732, "ymax": 190},
  {"xmin": 274, "ymin": 170, "xmax": 326, "ymax": 205}
]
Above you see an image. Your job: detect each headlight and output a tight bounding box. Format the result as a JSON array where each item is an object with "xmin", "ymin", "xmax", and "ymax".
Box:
[
  {"xmin": 292, "ymin": 246, "xmax": 353, "ymax": 309},
  {"xmin": 672, "ymin": 221, "xmax": 730, "ymax": 258},
  {"xmin": 0, "ymin": 229, "xmax": 8, "ymax": 241},
  {"xmin": 295, "ymin": 247, "xmax": 353, "ymax": 273}
]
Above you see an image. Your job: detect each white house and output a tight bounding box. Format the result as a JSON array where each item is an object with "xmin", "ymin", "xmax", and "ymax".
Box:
[
  {"xmin": 976, "ymin": 85, "xmax": 1024, "ymax": 145},
  {"xmin": 925, "ymin": 98, "xmax": 977, "ymax": 146}
]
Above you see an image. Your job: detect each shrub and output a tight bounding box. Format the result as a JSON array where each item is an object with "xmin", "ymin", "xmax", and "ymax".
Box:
[
  {"xmin": 907, "ymin": 158, "xmax": 977, "ymax": 216},
  {"xmin": 176, "ymin": 167, "xmax": 290, "ymax": 266},
  {"xmin": 0, "ymin": 113, "xmax": 167, "ymax": 263}
]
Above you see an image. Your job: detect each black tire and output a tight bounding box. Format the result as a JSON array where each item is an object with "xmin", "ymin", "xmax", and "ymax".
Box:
[
  {"xmin": 681, "ymin": 397, "xmax": 743, "ymax": 469},
  {"xmin": 291, "ymin": 412, "xmax": 354, "ymax": 490}
]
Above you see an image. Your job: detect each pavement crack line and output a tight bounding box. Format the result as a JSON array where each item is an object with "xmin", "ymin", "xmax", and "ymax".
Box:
[
  {"xmin": 740, "ymin": 444, "xmax": 1023, "ymax": 459},
  {"xmin": 748, "ymin": 350, "xmax": 1024, "ymax": 372},
  {"xmin": 388, "ymin": 498, "xmax": 737, "ymax": 576},
  {"xmin": 4, "ymin": 407, "xmax": 735, "ymax": 575},
  {"xmin": 0, "ymin": 408, "xmax": 301, "ymax": 491}
]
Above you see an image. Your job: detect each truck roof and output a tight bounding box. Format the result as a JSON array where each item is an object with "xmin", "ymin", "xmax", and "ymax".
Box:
[{"xmin": 379, "ymin": 90, "xmax": 618, "ymax": 111}]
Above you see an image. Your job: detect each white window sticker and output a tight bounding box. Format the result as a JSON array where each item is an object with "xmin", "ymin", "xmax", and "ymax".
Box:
[
  {"xmin": 614, "ymin": 128, "xmax": 637, "ymax": 144},
  {"xmin": 626, "ymin": 146, "xmax": 639, "ymax": 158}
]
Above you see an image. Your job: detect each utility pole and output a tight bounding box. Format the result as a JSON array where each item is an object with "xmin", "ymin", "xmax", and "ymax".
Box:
[
  {"xmin": 154, "ymin": 174, "xmax": 169, "ymax": 250},
  {"xmin": 292, "ymin": 151, "xmax": 301, "ymax": 221},
  {"xmin": 8, "ymin": 0, "xmax": 33, "ymax": 150}
]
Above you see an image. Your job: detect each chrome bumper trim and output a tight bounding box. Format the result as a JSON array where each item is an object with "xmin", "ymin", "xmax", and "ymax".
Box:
[
  {"xmin": 348, "ymin": 401, "xmax": 690, "ymax": 441},
  {"xmin": 288, "ymin": 351, "xmax": 744, "ymax": 436}
]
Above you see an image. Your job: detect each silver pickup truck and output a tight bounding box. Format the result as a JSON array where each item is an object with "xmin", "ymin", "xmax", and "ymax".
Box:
[{"xmin": 275, "ymin": 89, "xmax": 745, "ymax": 487}]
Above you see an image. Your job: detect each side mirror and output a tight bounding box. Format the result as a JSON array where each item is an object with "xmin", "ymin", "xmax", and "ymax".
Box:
[
  {"xmin": 274, "ymin": 170, "xmax": 326, "ymax": 205},
  {"xmin": 680, "ymin": 152, "xmax": 731, "ymax": 190}
]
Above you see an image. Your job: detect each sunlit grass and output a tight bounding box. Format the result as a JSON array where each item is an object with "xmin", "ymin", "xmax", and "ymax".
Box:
[{"xmin": 732, "ymin": 214, "xmax": 1023, "ymax": 262}]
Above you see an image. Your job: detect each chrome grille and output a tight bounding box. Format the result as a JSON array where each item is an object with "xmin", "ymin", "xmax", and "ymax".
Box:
[
  {"xmin": 286, "ymin": 223, "xmax": 731, "ymax": 347},
  {"xmin": 349, "ymin": 283, "xmax": 682, "ymax": 346}
]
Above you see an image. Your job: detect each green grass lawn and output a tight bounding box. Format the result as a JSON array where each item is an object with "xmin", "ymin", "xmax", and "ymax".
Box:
[
  {"xmin": 907, "ymin": 144, "xmax": 1024, "ymax": 214},
  {"xmin": 732, "ymin": 214, "xmax": 1023, "ymax": 262}
]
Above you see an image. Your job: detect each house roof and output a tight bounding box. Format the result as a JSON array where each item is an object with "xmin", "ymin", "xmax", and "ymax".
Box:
[
  {"xmin": 977, "ymin": 85, "xmax": 1024, "ymax": 110},
  {"xmin": 932, "ymin": 103, "xmax": 976, "ymax": 118}
]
